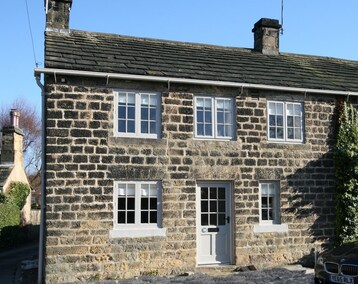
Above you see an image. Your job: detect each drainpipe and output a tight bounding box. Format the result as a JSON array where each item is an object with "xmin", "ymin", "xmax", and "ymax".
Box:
[{"xmin": 35, "ymin": 74, "xmax": 45, "ymax": 284}]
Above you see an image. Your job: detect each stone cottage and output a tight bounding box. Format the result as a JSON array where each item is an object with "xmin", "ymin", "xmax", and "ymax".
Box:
[
  {"xmin": 35, "ymin": 0, "xmax": 358, "ymax": 283},
  {"xmin": 0, "ymin": 109, "xmax": 31, "ymax": 223}
]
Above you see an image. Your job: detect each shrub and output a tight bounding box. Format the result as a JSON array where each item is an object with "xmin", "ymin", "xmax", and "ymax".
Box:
[
  {"xmin": 6, "ymin": 182, "xmax": 30, "ymax": 210},
  {"xmin": 0, "ymin": 203, "xmax": 20, "ymax": 230},
  {"xmin": 335, "ymin": 102, "xmax": 358, "ymax": 244}
]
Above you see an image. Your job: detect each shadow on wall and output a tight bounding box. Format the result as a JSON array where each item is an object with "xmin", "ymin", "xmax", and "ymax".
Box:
[{"xmin": 284, "ymin": 104, "xmax": 339, "ymax": 267}]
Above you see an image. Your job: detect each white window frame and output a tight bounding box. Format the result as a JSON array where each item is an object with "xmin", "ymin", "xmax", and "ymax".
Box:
[
  {"xmin": 194, "ymin": 96, "xmax": 235, "ymax": 140},
  {"xmin": 110, "ymin": 181, "xmax": 166, "ymax": 238},
  {"xmin": 267, "ymin": 101, "xmax": 304, "ymax": 143},
  {"xmin": 253, "ymin": 181, "xmax": 288, "ymax": 233},
  {"xmin": 114, "ymin": 90, "xmax": 161, "ymax": 139}
]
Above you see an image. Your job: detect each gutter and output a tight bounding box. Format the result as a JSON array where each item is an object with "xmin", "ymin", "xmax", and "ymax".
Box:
[
  {"xmin": 35, "ymin": 74, "xmax": 45, "ymax": 284},
  {"xmin": 34, "ymin": 67, "xmax": 358, "ymax": 97}
]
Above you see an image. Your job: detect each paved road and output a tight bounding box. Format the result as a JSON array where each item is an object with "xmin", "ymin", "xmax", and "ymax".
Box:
[{"xmin": 0, "ymin": 242, "xmax": 39, "ymax": 284}]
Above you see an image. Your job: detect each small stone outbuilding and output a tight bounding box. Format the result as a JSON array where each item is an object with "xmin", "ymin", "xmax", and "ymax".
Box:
[{"xmin": 35, "ymin": 0, "xmax": 358, "ymax": 283}]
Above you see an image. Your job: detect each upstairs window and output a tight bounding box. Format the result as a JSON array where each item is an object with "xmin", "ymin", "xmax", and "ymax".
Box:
[
  {"xmin": 114, "ymin": 90, "xmax": 161, "ymax": 138},
  {"xmin": 195, "ymin": 96, "xmax": 234, "ymax": 139},
  {"xmin": 267, "ymin": 101, "xmax": 303, "ymax": 142}
]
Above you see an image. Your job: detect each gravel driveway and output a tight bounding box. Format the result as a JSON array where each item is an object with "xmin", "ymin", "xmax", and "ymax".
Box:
[{"xmin": 83, "ymin": 266, "xmax": 314, "ymax": 284}]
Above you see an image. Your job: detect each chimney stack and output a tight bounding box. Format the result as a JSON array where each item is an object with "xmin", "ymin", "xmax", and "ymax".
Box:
[
  {"xmin": 0, "ymin": 110, "xmax": 24, "ymax": 166},
  {"xmin": 252, "ymin": 18, "xmax": 281, "ymax": 55},
  {"xmin": 45, "ymin": 0, "xmax": 73, "ymax": 32}
]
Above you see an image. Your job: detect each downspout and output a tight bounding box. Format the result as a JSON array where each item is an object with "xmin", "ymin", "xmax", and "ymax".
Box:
[{"xmin": 35, "ymin": 74, "xmax": 45, "ymax": 284}]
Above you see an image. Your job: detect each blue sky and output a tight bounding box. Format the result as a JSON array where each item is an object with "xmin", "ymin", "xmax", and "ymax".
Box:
[{"xmin": 1, "ymin": 0, "xmax": 357, "ymax": 115}]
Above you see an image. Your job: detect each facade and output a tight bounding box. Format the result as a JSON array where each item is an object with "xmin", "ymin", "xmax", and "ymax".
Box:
[
  {"xmin": 0, "ymin": 110, "xmax": 31, "ymax": 223},
  {"xmin": 36, "ymin": 1, "xmax": 358, "ymax": 283}
]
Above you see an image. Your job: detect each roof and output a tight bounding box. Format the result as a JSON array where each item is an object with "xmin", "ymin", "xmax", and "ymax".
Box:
[{"xmin": 45, "ymin": 30, "xmax": 358, "ymax": 93}]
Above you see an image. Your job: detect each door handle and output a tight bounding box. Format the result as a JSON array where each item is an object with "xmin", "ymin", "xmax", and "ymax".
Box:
[{"xmin": 226, "ymin": 216, "xmax": 230, "ymax": 224}]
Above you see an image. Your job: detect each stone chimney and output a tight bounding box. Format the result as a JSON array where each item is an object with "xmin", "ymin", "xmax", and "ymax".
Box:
[
  {"xmin": 0, "ymin": 110, "xmax": 24, "ymax": 166},
  {"xmin": 252, "ymin": 18, "xmax": 281, "ymax": 55},
  {"xmin": 45, "ymin": 0, "xmax": 73, "ymax": 32}
]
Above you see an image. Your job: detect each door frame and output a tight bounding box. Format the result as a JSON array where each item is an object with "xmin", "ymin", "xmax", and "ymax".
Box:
[{"xmin": 195, "ymin": 181, "xmax": 234, "ymax": 266}]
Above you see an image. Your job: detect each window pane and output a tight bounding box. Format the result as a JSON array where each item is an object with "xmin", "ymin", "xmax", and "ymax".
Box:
[
  {"xmin": 205, "ymin": 124, "xmax": 212, "ymax": 136},
  {"xmin": 276, "ymin": 103, "xmax": 283, "ymax": 115},
  {"xmin": 150, "ymin": 108, "xmax": 156, "ymax": 120},
  {"xmin": 118, "ymin": 212, "xmax": 125, "ymax": 224},
  {"xmin": 268, "ymin": 102, "xmax": 275, "ymax": 114},
  {"xmin": 295, "ymin": 128, "xmax": 301, "ymax": 140},
  {"xmin": 287, "ymin": 116, "xmax": 293, "ymax": 127},
  {"xmin": 141, "ymin": 212, "xmax": 148, "ymax": 223},
  {"xmin": 218, "ymin": 201, "xmax": 225, "ymax": 212},
  {"xmin": 224, "ymin": 125, "xmax": 231, "ymax": 137},
  {"xmin": 150, "ymin": 96, "xmax": 157, "ymax": 106},
  {"xmin": 197, "ymin": 111, "xmax": 204, "ymax": 123},
  {"xmin": 128, "ymin": 106, "xmax": 135, "ymax": 119},
  {"xmin": 118, "ymin": 93, "xmax": 126, "ymax": 103},
  {"xmin": 118, "ymin": 198, "xmax": 125, "ymax": 210},
  {"xmin": 294, "ymin": 117, "xmax": 301, "ymax": 127},
  {"xmin": 127, "ymin": 120, "xmax": 135, "ymax": 133},
  {"xmin": 141, "ymin": 121, "xmax": 148, "ymax": 133},
  {"xmin": 201, "ymin": 188, "xmax": 208, "ymax": 199},
  {"xmin": 205, "ymin": 111, "xmax": 212, "ymax": 123},
  {"xmin": 118, "ymin": 120, "xmax": 126, "ymax": 132},
  {"xmin": 196, "ymin": 98, "xmax": 204, "ymax": 107},
  {"xmin": 201, "ymin": 214, "xmax": 208, "ymax": 225},
  {"xmin": 217, "ymin": 112, "xmax": 224, "ymax": 123},
  {"xmin": 262, "ymin": 209, "xmax": 268, "ymax": 220},
  {"xmin": 277, "ymin": 127, "xmax": 284, "ymax": 139},
  {"xmin": 269, "ymin": 127, "xmax": 276, "ymax": 138},
  {"xmin": 141, "ymin": 108, "xmax": 148, "ymax": 120},
  {"xmin": 262, "ymin": 197, "xmax": 268, "ymax": 208},
  {"xmin": 127, "ymin": 197, "xmax": 135, "ymax": 210},
  {"xmin": 150, "ymin": 122, "xmax": 156, "ymax": 133},
  {"xmin": 150, "ymin": 198, "xmax": 157, "ymax": 209},
  {"xmin": 201, "ymin": 201, "xmax": 208, "ymax": 212},
  {"xmin": 141, "ymin": 198, "xmax": 148, "ymax": 210},
  {"xmin": 127, "ymin": 211, "xmax": 135, "ymax": 223},
  {"xmin": 225, "ymin": 112, "xmax": 232, "ymax": 124},
  {"xmin": 197, "ymin": 124, "xmax": 204, "ymax": 136},
  {"xmin": 204, "ymin": 98, "xmax": 211, "ymax": 108},
  {"xmin": 127, "ymin": 93, "xmax": 135, "ymax": 104},
  {"xmin": 217, "ymin": 100, "xmax": 224, "ymax": 109},
  {"xmin": 294, "ymin": 104, "xmax": 301, "ymax": 114},
  {"xmin": 210, "ymin": 214, "xmax": 217, "ymax": 225},
  {"xmin": 118, "ymin": 106, "xmax": 126, "ymax": 119},
  {"xmin": 210, "ymin": 187, "xmax": 217, "ymax": 199},
  {"xmin": 150, "ymin": 212, "xmax": 157, "ymax": 223},
  {"xmin": 141, "ymin": 94, "xmax": 149, "ymax": 105},
  {"xmin": 287, "ymin": 128, "xmax": 293, "ymax": 139},
  {"xmin": 210, "ymin": 201, "xmax": 217, "ymax": 212},
  {"xmin": 217, "ymin": 125, "xmax": 224, "ymax": 137},
  {"xmin": 287, "ymin": 104, "xmax": 293, "ymax": 115},
  {"xmin": 218, "ymin": 188, "xmax": 225, "ymax": 199},
  {"xmin": 277, "ymin": 115, "xmax": 283, "ymax": 126},
  {"xmin": 269, "ymin": 115, "xmax": 276, "ymax": 126}
]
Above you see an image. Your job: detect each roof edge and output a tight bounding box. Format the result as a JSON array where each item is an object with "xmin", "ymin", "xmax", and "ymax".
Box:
[{"xmin": 34, "ymin": 67, "xmax": 358, "ymax": 97}]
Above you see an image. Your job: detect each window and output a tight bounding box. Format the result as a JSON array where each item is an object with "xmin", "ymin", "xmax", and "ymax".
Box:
[
  {"xmin": 259, "ymin": 182, "xmax": 280, "ymax": 225},
  {"xmin": 254, "ymin": 181, "xmax": 288, "ymax": 233},
  {"xmin": 114, "ymin": 90, "xmax": 161, "ymax": 138},
  {"xmin": 267, "ymin": 101, "xmax": 303, "ymax": 142},
  {"xmin": 110, "ymin": 181, "xmax": 166, "ymax": 238},
  {"xmin": 195, "ymin": 96, "xmax": 234, "ymax": 139}
]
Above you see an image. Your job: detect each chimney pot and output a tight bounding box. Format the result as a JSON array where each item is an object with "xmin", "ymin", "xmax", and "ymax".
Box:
[
  {"xmin": 10, "ymin": 109, "xmax": 20, "ymax": 128},
  {"xmin": 252, "ymin": 18, "xmax": 281, "ymax": 55}
]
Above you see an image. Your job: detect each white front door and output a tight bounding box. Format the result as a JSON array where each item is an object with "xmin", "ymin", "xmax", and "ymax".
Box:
[{"xmin": 196, "ymin": 182, "xmax": 232, "ymax": 265}]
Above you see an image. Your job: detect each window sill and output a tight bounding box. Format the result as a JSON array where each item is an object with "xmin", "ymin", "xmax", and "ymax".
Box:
[
  {"xmin": 109, "ymin": 227, "xmax": 167, "ymax": 238},
  {"xmin": 253, "ymin": 224, "xmax": 288, "ymax": 233}
]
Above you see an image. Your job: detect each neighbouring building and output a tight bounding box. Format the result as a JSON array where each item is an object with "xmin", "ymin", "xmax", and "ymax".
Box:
[
  {"xmin": 35, "ymin": 0, "xmax": 358, "ymax": 283},
  {"xmin": 0, "ymin": 109, "xmax": 31, "ymax": 223}
]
